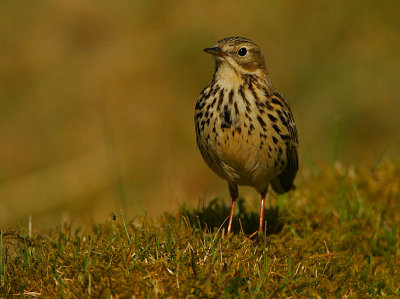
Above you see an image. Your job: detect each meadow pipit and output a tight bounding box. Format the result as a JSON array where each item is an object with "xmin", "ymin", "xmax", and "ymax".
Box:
[{"xmin": 195, "ymin": 37, "xmax": 299, "ymax": 233}]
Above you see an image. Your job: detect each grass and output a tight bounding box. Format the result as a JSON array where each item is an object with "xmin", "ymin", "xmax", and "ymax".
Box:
[{"xmin": 1, "ymin": 158, "xmax": 399, "ymax": 297}]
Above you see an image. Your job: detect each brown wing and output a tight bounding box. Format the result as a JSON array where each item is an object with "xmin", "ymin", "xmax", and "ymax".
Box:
[{"xmin": 270, "ymin": 92, "xmax": 299, "ymax": 194}]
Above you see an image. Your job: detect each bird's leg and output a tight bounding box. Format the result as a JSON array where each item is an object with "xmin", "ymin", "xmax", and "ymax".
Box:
[
  {"xmin": 259, "ymin": 192, "xmax": 267, "ymax": 232},
  {"xmin": 227, "ymin": 183, "xmax": 238, "ymax": 234},
  {"xmin": 227, "ymin": 199, "xmax": 236, "ymax": 234}
]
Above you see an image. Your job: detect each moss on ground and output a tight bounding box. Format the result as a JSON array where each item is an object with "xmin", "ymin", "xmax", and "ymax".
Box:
[{"xmin": 1, "ymin": 159, "xmax": 399, "ymax": 297}]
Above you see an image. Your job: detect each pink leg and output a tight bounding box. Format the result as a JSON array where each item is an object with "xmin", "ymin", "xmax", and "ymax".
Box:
[
  {"xmin": 259, "ymin": 193, "xmax": 266, "ymax": 232},
  {"xmin": 227, "ymin": 183, "xmax": 238, "ymax": 234},
  {"xmin": 227, "ymin": 199, "xmax": 236, "ymax": 234}
]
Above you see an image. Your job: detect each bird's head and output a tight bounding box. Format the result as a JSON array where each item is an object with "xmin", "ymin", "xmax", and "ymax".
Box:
[{"xmin": 204, "ymin": 37, "xmax": 268, "ymax": 76}]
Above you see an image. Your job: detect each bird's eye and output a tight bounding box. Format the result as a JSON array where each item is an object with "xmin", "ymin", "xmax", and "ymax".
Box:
[{"xmin": 238, "ymin": 47, "xmax": 247, "ymax": 56}]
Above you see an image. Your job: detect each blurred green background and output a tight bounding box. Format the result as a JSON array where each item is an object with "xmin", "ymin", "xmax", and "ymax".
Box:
[{"xmin": 1, "ymin": 0, "xmax": 399, "ymax": 227}]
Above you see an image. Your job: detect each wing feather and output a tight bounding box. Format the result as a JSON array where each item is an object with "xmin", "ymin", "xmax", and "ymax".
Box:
[{"xmin": 270, "ymin": 91, "xmax": 299, "ymax": 194}]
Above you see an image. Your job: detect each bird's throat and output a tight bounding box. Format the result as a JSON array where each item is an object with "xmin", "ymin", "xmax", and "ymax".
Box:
[{"xmin": 214, "ymin": 62, "xmax": 244, "ymax": 89}]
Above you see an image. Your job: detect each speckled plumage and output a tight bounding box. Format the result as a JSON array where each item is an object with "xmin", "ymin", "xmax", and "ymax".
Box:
[{"xmin": 194, "ymin": 37, "xmax": 299, "ymax": 233}]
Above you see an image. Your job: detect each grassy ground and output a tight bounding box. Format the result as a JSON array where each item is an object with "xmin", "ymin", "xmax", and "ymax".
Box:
[{"xmin": 1, "ymin": 158, "xmax": 399, "ymax": 297}]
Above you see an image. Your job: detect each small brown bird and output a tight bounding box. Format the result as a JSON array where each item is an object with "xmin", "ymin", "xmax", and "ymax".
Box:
[{"xmin": 194, "ymin": 37, "xmax": 298, "ymax": 233}]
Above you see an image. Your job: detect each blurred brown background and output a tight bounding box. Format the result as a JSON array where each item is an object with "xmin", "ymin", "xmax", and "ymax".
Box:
[{"xmin": 1, "ymin": 0, "xmax": 399, "ymax": 228}]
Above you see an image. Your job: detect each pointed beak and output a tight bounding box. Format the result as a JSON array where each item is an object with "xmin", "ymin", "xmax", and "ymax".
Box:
[{"xmin": 203, "ymin": 46, "xmax": 225, "ymax": 57}]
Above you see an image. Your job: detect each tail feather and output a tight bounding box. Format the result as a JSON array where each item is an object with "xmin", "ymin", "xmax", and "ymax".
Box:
[{"xmin": 271, "ymin": 145, "xmax": 298, "ymax": 194}]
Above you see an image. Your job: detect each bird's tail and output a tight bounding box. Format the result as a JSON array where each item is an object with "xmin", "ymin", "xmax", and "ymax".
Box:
[{"xmin": 270, "ymin": 175, "xmax": 296, "ymax": 195}]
